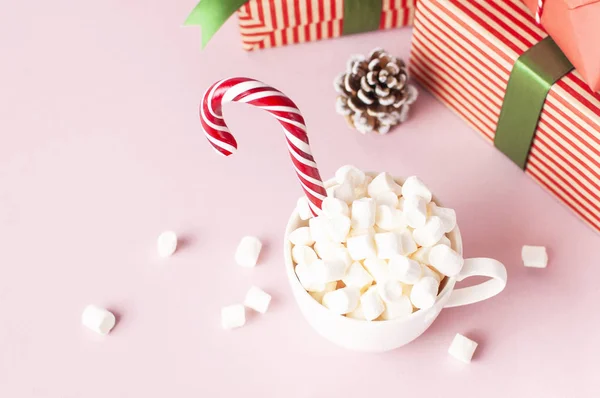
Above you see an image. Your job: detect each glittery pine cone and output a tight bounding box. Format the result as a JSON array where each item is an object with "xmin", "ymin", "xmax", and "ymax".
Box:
[{"xmin": 334, "ymin": 48, "xmax": 418, "ymax": 135}]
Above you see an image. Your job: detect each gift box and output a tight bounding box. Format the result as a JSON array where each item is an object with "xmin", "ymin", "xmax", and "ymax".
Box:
[
  {"xmin": 185, "ymin": 0, "xmax": 416, "ymax": 51},
  {"xmin": 409, "ymin": 0, "xmax": 600, "ymax": 233}
]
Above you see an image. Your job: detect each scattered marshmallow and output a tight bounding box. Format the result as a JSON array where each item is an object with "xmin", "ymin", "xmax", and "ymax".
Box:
[
  {"xmin": 296, "ymin": 196, "xmax": 314, "ymax": 220},
  {"xmin": 397, "ymin": 230, "xmax": 418, "ymax": 256},
  {"xmin": 342, "ymin": 262, "xmax": 374, "ymax": 291},
  {"xmin": 309, "ymin": 282, "xmax": 337, "ymax": 303},
  {"xmin": 235, "ymin": 236, "xmax": 262, "ymax": 267},
  {"xmin": 377, "ymin": 280, "xmax": 404, "ymax": 303},
  {"xmin": 333, "ymin": 180, "xmax": 356, "ymax": 204},
  {"xmin": 521, "ymin": 245, "xmax": 548, "ymax": 268},
  {"xmin": 410, "ymin": 276, "xmax": 439, "ymax": 310},
  {"xmin": 288, "ymin": 227, "xmax": 315, "ymax": 246},
  {"xmin": 351, "ymin": 198, "xmax": 377, "ymax": 229},
  {"xmin": 363, "ymin": 258, "xmax": 391, "ymax": 283},
  {"xmin": 381, "ymin": 295, "xmax": 413, "ymax": 320},
  {"xmin": 404, "ymin": 196, "xmax": 428, "ymax": 228},
  {"xmin": 335, "ymin": 165, "xmax": 366, "ymax": 186},
  {"xmin": 429, "ymin": 244, "xmax": 464, "ymax": 277},
  {"xmin": 326, "ymin": 215, "xmax": 351, "ymax": 243},
  {"xmin": 376, "ymin": 205, "xmax": 406, "ymax": 231},
  {"xmin": 81, "ymin": 305, "xmax": 116, "ymax": 335},
  {"xmin": 360, "ymin": 286, "xmax": 385, "ymax": 321},
  {"xmin": 322, "ymin": 197, "xmax": 350, "ymax": 217},
  {"xmin": 368, "ymin": 172, "xmax": 402, "ymax": 198},
  {"xmin": 157, "ymin": 231, "xmax": 177, "ymax": 258},
  {"xmin": 375, "ymin": 191, "xmax": 399, "ymax": 208},
  {"xmin": 346, "ymin": 234, "xmax": 377, "ymax": 261},
  {"xmin": 428, "ymin": 202, "xmax": 456, "ymax": 233},
  {"xmin": 389, "ymin": 255, "xmax": 422, "ymax": 284},
  {"xmin": 412, "ymin": 216, "xmax": 445, "ymax": 247},
  {"xmin": 375, "ymin": 232, "xmax": 400, "ymax": 259},
  {"xmin": 244, "ymin": 286, "xmax": 272, "ymax": 314},
  {"xmin": 221, "ymin": 304, "xmax": 246, "ymax": 330},
  {"xmin": 292, "ymin": 245, "xmax": 318, "ymax": 265},
  {"xmin": 402, "ymin": 176, "xmax": 432, "ymax": 202},
  {"xmin": 322, "ymin": 287, "xmax": 360, "ymax": 315},
  {"xmin": 448, "ymin": 333, "xmax": 478, "ymax": 363}
]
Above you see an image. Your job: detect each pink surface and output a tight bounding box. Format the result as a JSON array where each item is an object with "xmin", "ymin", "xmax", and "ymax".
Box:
[{"xmin": 1, "ymin": 1, "xmax": 599, "ymax": 397}]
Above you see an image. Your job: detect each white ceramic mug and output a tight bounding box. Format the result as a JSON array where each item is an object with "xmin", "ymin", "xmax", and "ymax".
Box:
[{"xmin": 283, "ymin": 175, "xmax": 508, "ymax": 352}]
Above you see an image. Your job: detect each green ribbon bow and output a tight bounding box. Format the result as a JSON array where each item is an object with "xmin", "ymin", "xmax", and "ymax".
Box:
[
  {"xmin": 185, "ymin": 0, "xmax": 383, "ymax": 48},
  {"xmin": 494, "ymin": 36, "xmax": 574, "ymax": 169}
]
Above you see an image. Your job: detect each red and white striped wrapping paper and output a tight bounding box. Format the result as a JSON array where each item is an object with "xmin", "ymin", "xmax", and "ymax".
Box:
[
  {"xmin": 238, "ymin": 0, "xmax": 415, "ymax": 51},
  {"xmin": 409, "ymin": 0, "xmax": 600, "ymax": 233}
]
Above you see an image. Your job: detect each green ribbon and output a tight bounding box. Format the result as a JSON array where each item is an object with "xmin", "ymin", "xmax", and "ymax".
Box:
[
  {"xmin": 185, "ymin": 0, "xmax": 383, "ymax": 48},
  {"xmin": 494, "ymin": 36, "xmax": 574, "ymax": 169}
]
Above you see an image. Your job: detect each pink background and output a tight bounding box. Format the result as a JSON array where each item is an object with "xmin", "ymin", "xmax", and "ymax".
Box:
[{"xmin": 1, "ymin": 1, "xmax": 599, "ymax": 397}]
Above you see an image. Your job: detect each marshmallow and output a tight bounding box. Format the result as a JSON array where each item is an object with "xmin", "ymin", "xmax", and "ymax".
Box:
[
  {"xmin": 326, "ymin": 247, "xmax": 353, "ymax": 268},
  {"xmin": 309, "ymin": 282, "xmax": 337, "ymax": 303},
  {"xmin": 522, "ymin": 245, "xmax": 548, "ymax": 268},
  {"xmin": 322, "ymin": 287, "xmax": 360, "ymax": 315},
  {"xmin": 244, "ymin": 286, "xmax": 272, "ymax": 314},
  {"xmin": 368, "ymin": 172, "xmax": 402, "ymax": 198},
  {"xmin": 81, "ymin": 305, "xmax": 116, "ymax": 335},
  {"xmin": 363, "ymin": 258, "xmax": 391, "ymax": 283},
  {"xmin": 402, "ymin": 176, "xmax": 432, "ymax": 202},
  {"xmin": 292, "ymin": 245, "xmax": 318, "ymax": 265},
  {"xmin": 438, "ymin": 235, "xmax": 452, "ymax": 247},
  {"xmin": 235, "ymin": 236, "xmax": 262, "ymax": 267},
  {"xmin": 410, "ymin": 276, "xmax": 439, "ymax": 310},
  {"xmin": 381, "ymin": 296, "xmax": 413, "ymax": 320},
  {"xmin": 314, "ymin": 240, "xmax": 343, "ymax": 259},
  {"xmin": 333, "ymin": 180, "xmax": 356, "ymax": 204},
  {"xmin": 288, "ymin": 226, "xmax": 315, "ymax": 246},
  {"xmin": 421, "ymin": 264, "xmax": 443, "ymax": 282},
  {"xmin": 342, "ymin": 262, "xmax": 374, "ymax": 291},
  {"xmin": 448, "ymin": 333, "xmax": 478, "ymax": 364},
  {"xmin": 295, "ymin": 262, "xmax": 327, "ymax": 292},
  {"xmin": 375, "ymin": 232, "xmax": 400, "ymax": 259},
  {"xmin": 348, "ymin": 226, "xmax": 376, "ymax": 237},
  {"xmin": 314, "ymin": 259, "xmax": 348, "ymax": 283},
  {"xmin": 157, "ymin": 231, "xmax": 177, "ymax": 258},
  {"xmin": 375, "ymin": 205, "xmax": 406, "ymax": 231},
  {"xmin": 402, "ymin": 282, "xmax": 413, "ymax": 297},
  {"xmin": 346, "ymin": 234, "xmax": 377, "ymax": 261},
  {"xmin": 309, "ymin": 216, "xmax": 330, "ymax": 243},
  {"xmin": 296, "ymin": 196, "xmax": 314, "ymax": 220},
  {"xmin": 411, "ymin": 247, "xmax": 432, "ymax": 264},
  {"xmin": 326, "ymin": 215, "xmax": 351, "ymax": 243},
  {"xmin": 354, "ymin": 176, "xmax": 372, "ymax": 199},
  {"xmin": 335, "ymin": 165, "xmax": 366, "ymax": 186},
  {"xmin": 429, "ymin": 244, "xmax": 464, "ymax": 277},
  {"xmin": 404, "ymin": 196, "xmax": 428, "ymax": 228},
  {"xmin": 397, "ymin": 196, "xmax": 405, "ymax": 210},
  {"xmin": 360, "ymin": 286, "xmax": 385, "ymax": 321},
  {"xmin": 326, "ymin": 185, "xmax": 338, "ymax": 198},
  {"xmin": 322, "ymin": 197, "xmax": 350, "ymax": 217},
  {"xmin": 351, "ymin": 198, "xmax": 377, "ymax": 229},
  {"xmin": 346, "ymin": 303, "xmax": 366, "ymax": 320},
  {"xmin": 375, "ymin": 192, "xmax": 399, "ymax": 208},
  {"xmin": 428, "ymin": 202, "xmax": 457, "ymax": 233},
  {"xmin": 377, "ymin": 280, "xmax": 404, "ymax": 303},
  {"xmin": 221, "ymin": 304, "xmax": 246, "ymax": 330},
  {"xmin": 389, "ymin": 255, "xmax": 422, "ymax": 284},
  {"xmin": 397, "ymin": 230, "xmax": 418, "ymax": 256},
  {"xmin": 412, "ymin": 216, "xmax": 445, "ymax": 247}
]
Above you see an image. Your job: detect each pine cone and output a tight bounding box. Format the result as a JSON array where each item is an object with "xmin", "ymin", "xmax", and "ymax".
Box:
[{"xmin": 334, "ymin": 48, "xmax": 417, "ymax": 135}]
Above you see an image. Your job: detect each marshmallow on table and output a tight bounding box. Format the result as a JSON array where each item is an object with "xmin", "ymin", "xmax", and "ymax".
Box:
[
  {"xmin": 389, "ymin": 255, "xmax": 422, "ymax": 284},
  {"xmin": 404, "ymin": 196, "xmax": 428, "ymax": 228},
  {"xmin": 429, "ymin": 244, "xmax": 464, "ymax": 277},
  {"xmin": 351, "ymin": 198, "xmax": 377, "ymax": 229},
  {"xmin": 378, "ymin": 280, "xmax": 404, "ymax": 303},
  {"xmin": 522, "ymin": 245, "xmax": 548, "ymax": 268},
  {"xmin": 235, "ymin": 236, "xmax": 262, "ymax": 267},
  {"xmin": 292, "ymin": 245, "xmax": 318, "ymax": 265},
  {"xmin": 322, "ymin": 197, "xmax": 350, "ymax": 217},
  {"xmin": 375, "ymin": 205, "xmax": 406, "ymax": 231},
  {"xmin": 375, "ymin": 192, "xmax": 399, "ymax": 208},
  {"xmin": 410, "ymin": 276, "xmax": 439, "ymax": 310},
  {"xmin": 244, "ymin": 286, "xmax": 272, "ymax": 314},
  {"xmin": 397, "ymin": 230, "xmax": 418, "ymax": 256},
  {"xmin": 288, "ymin": 226, "xmax": 315, "ymax": 246},
  {"xmin": 413, "ymin": 216, "xmax": 445, "ymax": 247},
  {"xmin": 360, "ymin": 286, "xmax": 385, "ymax": 321},
  {"xmin": 402, "ymin": 176, "xmax": 432, "ymax": 202},
  {"xmin": 347, "ymin": 234, "xmax": 377, "ymax": 261},
  {"xmin": 326, "ymin": 215, "xmax": 351, "ymax": 243},
  {"xmin": 309, "ymin": 282, "xmax": 337, "ymax": 303},
  {"xmin": 375, "ymin": 232, "xmax": 400, "ymax": 259},
  {"xmin": 368, "ymin": 172, "xmax": 402, "ymax": 198},
  {"xmin": 448, "ymin": 333, "xmax": 478, "ymax": 363},
  {"xmin": 428, "ymin": 202, "xmax": 457, "ymax": 233},
  {"xmin": 157, "ymin": 231, "xmax": 177, "ymax": 258},
  {"xmin": 363, "ymin": 258, "xmax": 391, "ymax": 283},
  {"xmin": 381, "ymin": 295, "xmax": 413, "ymax": 320},
  {"xmin": 82, "ymin": 305, "xmax": 116, "ymax": 335},
  {"xmin": 296, "ymin": 197, "xmax": 313, "ymax": 220},
  {"xmin": 221, "ymin": 304, "xmax": 246, "ymax": 330},
  {"xmin": 342, "ymin": 262, "xmax": 374, "ymax": 291},
  {"xmin": 322, "ymin": 287, "xmax": 360, "ymax": 315}
]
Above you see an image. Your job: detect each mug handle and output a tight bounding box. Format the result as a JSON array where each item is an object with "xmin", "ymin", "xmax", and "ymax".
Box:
[{"xmin": 444, "ymin": 258, "xmax": 508, "ymax": 308}]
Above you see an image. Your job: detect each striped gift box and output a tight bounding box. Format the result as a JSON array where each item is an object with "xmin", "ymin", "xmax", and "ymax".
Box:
[
  {"xmin": 409, "ymin": 0, "xmax": 600, "ymax": 232},
  {"xmin": 238, "ymin": 0, "xmax": 416, "ymax": 51}
]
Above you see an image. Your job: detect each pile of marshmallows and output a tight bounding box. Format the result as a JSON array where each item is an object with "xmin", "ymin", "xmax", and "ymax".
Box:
[{"xmin": 290, "ymin": 166, "xmax": 461, "ymax": 321}]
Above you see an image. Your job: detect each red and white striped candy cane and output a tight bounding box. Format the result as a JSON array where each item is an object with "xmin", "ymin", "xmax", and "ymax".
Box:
[
  {"xmin": 535, "ymin": 0, "xmax": 544, "ymax": 24},
  {"xmin": 200, "ymin": 77, "xmax": 326, "ymax": 215}
]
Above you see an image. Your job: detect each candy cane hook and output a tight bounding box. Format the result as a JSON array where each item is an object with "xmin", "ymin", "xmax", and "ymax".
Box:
[{"xmin": 200, "ymin": 77, "xmax": 327, "ymax": 215}]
